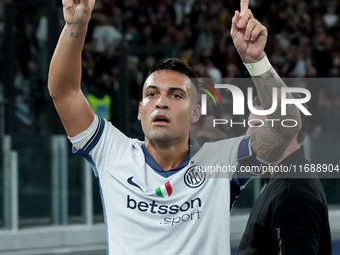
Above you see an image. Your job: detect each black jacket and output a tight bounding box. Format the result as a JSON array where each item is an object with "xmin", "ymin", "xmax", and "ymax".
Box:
[{"xmin": 238, "ymin": 147, "xmax": 332, "ymax": 255}]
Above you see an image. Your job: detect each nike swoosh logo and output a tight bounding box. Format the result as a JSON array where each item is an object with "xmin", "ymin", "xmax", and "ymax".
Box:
[{"xmin": 127, "ymin": 177, "xmax": 143, "ymax": 192}]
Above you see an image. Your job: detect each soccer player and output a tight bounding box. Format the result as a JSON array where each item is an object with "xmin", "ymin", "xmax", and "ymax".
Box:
[
  {"xmin": 237, "ymin": 96, "xmax": 332, "ymax": 255},
  {"xmin": 48, "ymin": 0, "xmax": 302, "ymax": 254}
]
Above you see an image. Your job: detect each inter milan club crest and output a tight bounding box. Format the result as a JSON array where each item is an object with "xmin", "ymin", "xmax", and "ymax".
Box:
[
  {"xmin": 155, "ymin": 181, "xmax": 173, "ymax": 198},
  {"xmin": 184, "ymin": 166, "xmax": 206, "ymax": 188}
]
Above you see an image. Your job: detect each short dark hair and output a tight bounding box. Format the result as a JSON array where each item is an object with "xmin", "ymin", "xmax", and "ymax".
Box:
[
  {"xmin": 148, "ymin": 58, "xmax": 197, "ymax": 80},
  {"xmin": 252, "ymin": 94, "xmax": 307, "ymax": 144}
]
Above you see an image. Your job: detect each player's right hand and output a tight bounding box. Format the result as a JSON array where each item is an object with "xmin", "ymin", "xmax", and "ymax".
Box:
[
  {"xmin": 62, "ymin": 0, "xmax": 95, "ymax": 28},
  {"xmin": 231, "ymin": 0, "xmax": 267, "ymax": 63}
]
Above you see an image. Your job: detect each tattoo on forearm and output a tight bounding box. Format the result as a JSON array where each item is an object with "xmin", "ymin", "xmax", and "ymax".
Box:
[
  {"xmin": 70, "ymin": 32, "xmax": 79, "ymax": 38},
  {"xmin": 251, "ymin": 68, "xmax": 301, "ymax": 163}
]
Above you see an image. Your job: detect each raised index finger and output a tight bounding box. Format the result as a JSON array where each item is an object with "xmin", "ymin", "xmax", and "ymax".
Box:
[{"xmin": 240, "ymin": 0, "xmax": 249, "ymax": 14}]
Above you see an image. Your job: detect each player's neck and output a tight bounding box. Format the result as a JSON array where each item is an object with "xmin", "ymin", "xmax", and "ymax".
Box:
[{"xmin": 144, "ymin": 139, "xmax": 189, "ymax": 171}]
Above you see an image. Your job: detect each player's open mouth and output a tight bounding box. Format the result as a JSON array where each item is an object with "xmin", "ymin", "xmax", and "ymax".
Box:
[{"xmin": 153, "ymin": 115, "xmax": 170, "ymax": 123}]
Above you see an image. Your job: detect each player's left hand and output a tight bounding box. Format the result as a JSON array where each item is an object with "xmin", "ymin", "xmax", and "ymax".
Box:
[{"xmin": 231, "ymin": 0, "xmax": 267, "ymax": 63}]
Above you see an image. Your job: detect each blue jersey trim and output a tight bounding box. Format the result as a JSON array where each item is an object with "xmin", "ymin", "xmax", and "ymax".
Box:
[
  {"xmin": 141, "ymin": 139, "xmax": 201, "ymax": 178},
  {"xmin": 72, "ymin": 117, "xmax": 105, "ymax": 177},
  {"xmin": 83, "ymin": 117, "xmax": 105, "ymax": 154},
  {"xmin": 73, "ymin": 150, "xmax": 99, "ymax": 177},
  {"xmin": 237, "ymin": 135, "xmax": 253, "ymax": 161},
  {"xmin": 141, "ymin": 144, "xmax": 190, "ymax": 178}
]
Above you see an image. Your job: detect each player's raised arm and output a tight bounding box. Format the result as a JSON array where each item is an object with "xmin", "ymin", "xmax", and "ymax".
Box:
[
  {"xmin": 48, "ymin": 0, "xmax": 96, "ymax": 137},
  {"xmin": 231, "ymin": 0, "xmax": 301, "ymax": 164}
]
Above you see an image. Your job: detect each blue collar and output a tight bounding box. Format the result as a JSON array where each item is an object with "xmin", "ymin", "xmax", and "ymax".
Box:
[{"xmin": 141, "ymin": 139, "xmax": 201, "ymax": 178}]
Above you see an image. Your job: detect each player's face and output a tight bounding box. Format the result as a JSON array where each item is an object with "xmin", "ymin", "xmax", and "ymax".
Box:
[
  {"xmin": 246, "ymin": 106, "xmax": 267, "ymax": 135},
  {"xmin": 138, "ymin": 70, "xmax": 199, "ymax": 145}
]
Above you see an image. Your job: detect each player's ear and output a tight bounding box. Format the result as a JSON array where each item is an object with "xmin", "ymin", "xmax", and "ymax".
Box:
[
  {"xmin": 137, "ymin": 102, "xmax": 142, "ymax": 120},
  {"xmin": 191, "ymin": 104, "xmax": 201, "ymax": 123}
]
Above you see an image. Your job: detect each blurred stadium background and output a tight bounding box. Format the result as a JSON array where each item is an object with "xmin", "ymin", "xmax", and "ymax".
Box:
[{"xmin": 0, "ymin": 0, "xmax": 340, "ymax": 254}]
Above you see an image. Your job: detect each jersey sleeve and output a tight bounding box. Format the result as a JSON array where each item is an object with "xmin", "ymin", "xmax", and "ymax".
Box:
[
  {"xmin": 229, "ymin": 135, "xmax": 267, "ymax": 210},
  {"xmin": 68, "ymin": 115, "xmax": 135, "ymax": 178}
]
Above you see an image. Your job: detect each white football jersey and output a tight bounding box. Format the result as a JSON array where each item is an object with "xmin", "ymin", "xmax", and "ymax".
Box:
[{"xmin": 70, "ymin": 116, "xmax": 248, "ymax": 255}]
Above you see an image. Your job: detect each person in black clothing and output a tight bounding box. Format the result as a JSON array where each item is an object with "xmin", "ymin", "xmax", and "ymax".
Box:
[{"xmin": 237, "ymin": 96, "xmax": 332, "ymax": 255}]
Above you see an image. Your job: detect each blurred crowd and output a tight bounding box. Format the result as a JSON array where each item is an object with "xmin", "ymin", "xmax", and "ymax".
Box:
[{"xmin": 1, "ymin": 0, "xmax": 340, "ymax": 137}]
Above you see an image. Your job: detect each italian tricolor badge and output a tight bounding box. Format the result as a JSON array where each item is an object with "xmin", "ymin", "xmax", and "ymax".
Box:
[{"xmin": 155, "ymin": 181, "xmax": 173, "ymax": 198}]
